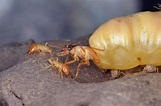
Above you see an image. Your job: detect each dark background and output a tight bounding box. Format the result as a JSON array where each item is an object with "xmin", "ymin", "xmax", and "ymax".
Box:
[
  {"xmin": 142, "ymin": 0, "xmax": 161, "ymax": 11},
  {"xmin": 0, "ymin": 0, "xmax": 160, "ymax": 46}
]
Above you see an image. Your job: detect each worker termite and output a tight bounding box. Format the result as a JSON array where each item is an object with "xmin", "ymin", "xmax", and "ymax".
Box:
[
  {"xmin": 27, "ymin": 43, "xmax": 53, "ymax": 55},
  {"xmin": 109, "ymin": 69, "xmax": 122, "ymax": 80},
  {"xmin": 110, "ymin": 65, "xmax": 159, "ymax": 80},
  {"xmin": 57, "ymin": 44, "xmax": 104, "ymax": 79},
  {"xmin": 89, "ymin": 11, "xmax": 161, "ymax": 74},
  {"xmin": 48, "ymin": 57, "xmax": 71, "ymax": 78},
  {"xmin": 142, "ymin": 65, "xmax": 158, "ymax": 73}
]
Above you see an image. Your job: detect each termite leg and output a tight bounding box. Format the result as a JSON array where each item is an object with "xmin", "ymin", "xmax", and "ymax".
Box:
[
  {"xmin": 157, "ymin": 68, "xmax": 159, "ymax": 73},
  {"xmin": 58, "ymin": 69, "xmax": 64, "ymax": 78},
  {"xmin": 65, "ymin": 55, "xmax": 79, "ymax": 65},
  {"xmin": 73, "ymin": 61, "xmax": 90, "ymax": 80},
  {"xmin": 110, "ymin": 69, "xmax": 126, "ymax": 80},
  {"xmin": 99, "ymin": 68, "xmax": 109, "ymax": 80},
  {"xmin": 45, "ymin": 65, "xmax": 52, "ymax": 69},
  {"xmin": 45, "ymin": 42, "xmax": 53, "ymax": 56},
  {"xmin": 65, "ymin": 60, "xmax": 77, "ymax": 65},
  {"xmin": 65, "ymin": 54, "xmax": 69, "ymax": 63}
]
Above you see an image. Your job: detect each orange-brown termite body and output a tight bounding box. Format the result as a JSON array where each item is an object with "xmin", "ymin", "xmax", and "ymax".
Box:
[
  {"xmin": 27, "ymin": 43, "xmax": 53, "ymax": 55},
  {"xmin": 48, "ymin": 57, "xmax": 71, "ymax": 78},
  {"xmin": 57, "ymin": 45, "xmax": 102, "ymax": 79},
  {"xmin": 89, "ymin": 11, "xmax": 161, "ymax": 73}
]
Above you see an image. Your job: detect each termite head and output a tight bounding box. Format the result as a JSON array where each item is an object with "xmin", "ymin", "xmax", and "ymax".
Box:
[
  {"xmin": 57, "ymin": 44, "xmax": 77, "ymax": 56},
  {"xmin": 27, "ymin": 44, "xmax": 37, "ymax": 54}
]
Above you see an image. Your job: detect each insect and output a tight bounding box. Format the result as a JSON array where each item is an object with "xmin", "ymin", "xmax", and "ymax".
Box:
[
  {"xmin": 57, "ymin": 45, "xmax": 103, "ymax": 79},
  {"xmin": 89, "ymin": 11, "xmax": 161, "ymax": 72},
  {"xmin": 142, "ymin": 65, "xmax": 158, "ymax": 73},
  {"xmin": 109, "ymin": 69, "xmax": 122, "ymax": 80},
  {"xmin": 27, "ymin": 43, "xmax": 53, "ymax": 55},
  {"xmin": 48, "ymin": 57, "xmax": 71, "ymax": 78}
]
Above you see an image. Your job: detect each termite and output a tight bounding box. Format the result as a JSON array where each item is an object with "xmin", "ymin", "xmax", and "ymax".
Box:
[
  {"xmin": 110, "ymin": 65, "xmax": 159, "ymax": 80},
  {"xmin": 142, "ymin": 65, "xmax": 158, "ymax": 73},
  {"xmin": 57, "ymin": 45, "xmax": 104, "ymax": 79},
  {"xmin": 110, "ymin": 69, "xmax": 122, "ymax": 80},
  {"xmin": 89, "ymin": 11, "xmax": 161, "ymax": 73},
  {"xmin": 27, "ymin": 43, "xmax": 53, "ymax": 55},
  {"xmin": 48, "ymin": 57, "xmax": 71, "ymax": 78}
]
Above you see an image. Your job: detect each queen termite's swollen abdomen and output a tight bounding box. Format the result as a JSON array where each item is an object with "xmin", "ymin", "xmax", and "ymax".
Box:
[{"xmin": 89, "ymin": 11, "xmax": 161, "ymax": 71}]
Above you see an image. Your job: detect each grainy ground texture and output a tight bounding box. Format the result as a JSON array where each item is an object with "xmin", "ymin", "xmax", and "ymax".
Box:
[{"xmin": 0, "ymin": 37, "xmax": 161, "ymax": 106}]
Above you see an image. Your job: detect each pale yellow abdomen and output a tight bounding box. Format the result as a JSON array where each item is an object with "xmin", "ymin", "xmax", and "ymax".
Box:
[{"xmin": 89, "ymin": 11, "xmax": 161, "ymax": 69}]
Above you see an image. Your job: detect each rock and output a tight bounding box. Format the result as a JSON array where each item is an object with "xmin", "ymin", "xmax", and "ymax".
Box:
[
  {"xmin": 0, "ymin": 37, "xmax": 161, "ymax": 106},
  {"xmin": 0, "ymin": 95, "xmax": 9, "ymax": 106}
]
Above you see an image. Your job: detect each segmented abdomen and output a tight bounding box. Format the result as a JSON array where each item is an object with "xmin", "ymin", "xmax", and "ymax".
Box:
[{"xmin": 89, "ymin": 11, "xmax": 161, "ymax": 69}]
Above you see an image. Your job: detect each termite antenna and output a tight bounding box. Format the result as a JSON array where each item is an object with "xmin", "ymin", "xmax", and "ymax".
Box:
[
  {"xmin": 45, "ymin": 64, "xmax": 52, "ymax": 69},
  {"xmin": 44, "ymin": 42, "xmax": 61, "ymax": 49},
  {"xmin": 45, "ymin": 59, "xmax": 49, "ymax": 62},
  {"xmin": 39, "ymin": 62, "xmax": 51, "ymax": 69},
  {"xmin": 49, "ymin": 45, "xmax": 61, "ymax": 49}
]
